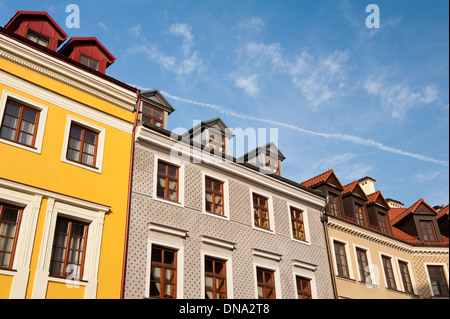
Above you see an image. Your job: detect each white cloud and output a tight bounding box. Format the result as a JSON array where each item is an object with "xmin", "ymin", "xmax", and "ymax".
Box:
[
  {"xmin": 98, "ymin": 22, "xmax": 108, "ymax": 31},
  {"xmin": 237, "ymin": 17, "xmax": 265, "ymax": 34},
  {"xmin": 364, "ymin": 75, "xmax": 439, "ymax": 119},
  {"xmin": 414, "ymin": 171, "xmax": 440, "ymax": 183},
  {"xmin": 161, "ymin": 91, "xmax": 449, "ymax": 167},
  {"xmin": 234, "ymin": 75, "xmax": 260, "ymax": 96},
  {"xmin": 127, "ymin": 23, "xmax": 203, "ymax": 76}
]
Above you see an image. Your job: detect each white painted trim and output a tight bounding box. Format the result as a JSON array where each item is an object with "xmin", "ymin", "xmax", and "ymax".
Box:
[
  {"xmin": 146, "ymin": 228, "xmax": 185, "ymax": 299},
  {"xmin": 395, "ymin": 256, "xmax": 418, "ymax": 295},
  {"xmin": 200, "ymin": 236, "xmax": 235, "ymax": 299},
  {"xmin": 330, "ymin": 236, "xmax": 355, "ymax": 280},
  {"xmin": 286, "ymin": 201, "xmax": 311, "ymax": 245},
  {"xmin": 252, "ymin": 251, "xmax": 282, "ymax": 299},
  {"xmin": 201, "ymin": 170, "xmax": 230, "ymax": 221},
  {"xmin": 292, "ymin": 260, "xmax": 318, "ymax": 299},
  {"xmin": 152, "ymin": 153, "xmax": 185, "ymax": 208},
  {"xmin": 31, "ymin": 200, "xmax": 106, "ymax": 299},
  {"xmin": 0, "ymin": 89, "xmax": 48, "ymax": 153},
  {"xmin": 351, "ymin": 243, "xmax": 377, "ymax": 286},
  {"xmin": 0, "ymin": 34, "xmax": 137, "ymax": 112},
  {"xmin": 249, "ymin": 187, "xmax": 275, "ymax": 234},
  {"xmin": 0, "ymin": 70, "xmax": 134, "ymax": 133},
  {"xmin": 378, "ymin": 251, "xmax": 400, "ymax": 290},
  {"xmin": 0, "ymin": 185, "xmax": 42, "ymax": 299},
  {"xmin": 60, "ymin": 115, "xmax": 106, "ymax": 173},
  {"xmin": 423, "ymin": 262, "xmax": 449, "ymax": 297}
]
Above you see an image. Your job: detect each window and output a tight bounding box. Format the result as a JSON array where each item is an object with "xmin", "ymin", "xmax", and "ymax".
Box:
[
  {"xmin": 296, "ymin": 276, "xmax": 312, "ymax": 299},
  {"xmin": 334, "ymin": 241, "xmax": 349, "ymax": 278},
  {"xmin": 205, "ymin": 177, "xmax": 224, "ymax": 216},
  {"xmin": 79, "ymin": 55, "xmax": 99, "ymax": 70},
  {"xmin": 205, "ymin": 257, "xmax": 227, "ymax": 299},
  {"xmin": 378, "ymin": 212, "xmax": 390, "ymax": 234},
  {"xmin": 0, "ymin": 99, "xmax": 40, "ymax": 148},
  {"xmin": 157, "ymin": 161, "xmax": 179, "ymax": 202},
  {"xmin": 263, "ymin": 151, "xmax": 280, "ymax": 175},
  {"xmin": 49, "ymin": 217, "xmax": 88, "ymax": 280},
  {"xmin": 427, "ymin": 265, "xmax": 449, "ymax": 297},
  {"xmin": 356, "ymin": 248, "xmax": 371, "ymax": 283},
  {"xmin": 142, "ymin": 103, "xmax": 164, "ymax": 128},
  {"xmin": 26, "ymin": 30, "xmax": 49, "ymax": 47},
  {"xmin": 150, "ymin": 245, "xmax": 177, "ymax": 299},
  {"xmin": 382, "ymin": 255, "xmax": 397, "ymax": 290},
  {"xmin": 398, "ymin": 261, "xmax": 414, "ymax": 294},
  {"xmin": 327, "ymin": 193, "xmax": 341, "ymax": 217},
  {"xmin": 0, "ymin": 203, "xmax": 22, "ymax": 269},
  {"xmin": 253, "ymin": 193, "xmax": 270, "ymax": 230},
  {"xmin": 66, "ymin": 124, "xmax": 98, "ymax": 167},
  {"xmin": 256, "ymin": 267, "xmax": 276, "ymax": 299},
  {"xmin": 355, "ymin": 203, "xmax": 367, "ymax": 227},
  {"xmin": 208, "ymin": 129, "xmax": 225, "ymax": 153},
  {"xmin": 419, "ymin": 220, "xmax": 437, "ymax": 242},
  {"xmin": 290, "ymin": 207, "xmax": 305, "ymax": 241}
]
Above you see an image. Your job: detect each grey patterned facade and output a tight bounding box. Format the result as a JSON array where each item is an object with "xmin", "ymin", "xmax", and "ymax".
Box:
[{"xmin": 123, "ymin": 94, "xmax": 334, "ymax": 299}]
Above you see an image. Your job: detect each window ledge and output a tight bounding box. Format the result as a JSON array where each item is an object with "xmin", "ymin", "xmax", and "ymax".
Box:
[{"xmin": 336, "ymin": 275, "xmax": 356, "ymax": 283}]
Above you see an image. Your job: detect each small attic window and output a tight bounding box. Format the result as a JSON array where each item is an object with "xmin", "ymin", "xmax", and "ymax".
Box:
[
  {"xmin": 26, "ymin": 30, "xmax": 49, "ymax": 47},
  {"xmin": 142, "ymin": 103, "xmax": 164, "ymax": 128},
  {"xmin": 79, "ymin": 55, "xmax": 99, "ymax": 70},
  {"xmin": 208, "ymin": 130, "xmax": 225, "ymax": 154},
  {"xmin": 263, "ymin": 150, "xmax": 280, "ymax": 175}
]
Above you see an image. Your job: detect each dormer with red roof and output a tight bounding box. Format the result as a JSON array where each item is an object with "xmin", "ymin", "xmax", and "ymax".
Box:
[
  {"xmin": 436, "ymin": 205, "xmax": 449, "ymax": 238},
  {"xmin": 366, "ymin": 191, "xmax": 393, "ymax": 235},
  {"xmin": 59, "ymin": 37, "xmax": 115, "ymax": 74},
  {"xmin": 342, "ymin": 181, "xmax": 369, "ymax": 227},
  {"xmin": 301, "ymin": 169, "xmax": 344, "ymax": 218},
  {"xmin": 4, "ymin": 11, "xmax": 68, "ymax": 51},
  {"xmin": 389, "ymin": 198, "xmax": 444, "ymax": 243}
]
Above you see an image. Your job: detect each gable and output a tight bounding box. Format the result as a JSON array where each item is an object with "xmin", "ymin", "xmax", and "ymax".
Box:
[
  {"xmin": 325, "ymin": 173, "xmax": 344, "ymax": 190},
  {"xmin": 414, "ymin": 202, "xmax": 437, "ymax": 216},
  {"xmin": 374, "ymin": 195, "xmax": 389, "ymax": 209}
]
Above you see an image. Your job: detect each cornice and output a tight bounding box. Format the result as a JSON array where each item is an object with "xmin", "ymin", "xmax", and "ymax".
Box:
[
  {"xmin": 328, "ymin": 218, "xmax": 449, "ymax": 255},
  {"xmin": 135, "ymin": 125, "xmax": 327, "ymax": 209},
  {"xmin": 0, "ymin": 33, "xmax": 136, "ymax": 112}
]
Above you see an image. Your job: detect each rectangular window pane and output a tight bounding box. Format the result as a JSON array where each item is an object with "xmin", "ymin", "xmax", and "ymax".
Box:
[
  {"xmin": 0, "ymin": 205, "xmax": 21, "ymax": 269},
  {"xmin": 66, "ymin": 124, "xmax": 98, "ymax": 167},
  {"xmin": 150, "ymin": 246, "xmax": 177, "ymax": 299}
]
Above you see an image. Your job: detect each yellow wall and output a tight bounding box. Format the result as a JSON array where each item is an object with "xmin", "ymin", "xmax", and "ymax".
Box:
[
  {"xmin": 0, "ymin": 52, "xmax": 135, "ymax": 298},
  {"xmin": 0, "ymin": 275, "xmax": 13, "ymax": 299}
]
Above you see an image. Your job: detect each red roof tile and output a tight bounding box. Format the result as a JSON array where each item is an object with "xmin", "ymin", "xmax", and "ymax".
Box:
[
  {"xmin": 301, "ymin": 169, "xmax": 334, "ymax": 188},
  {"xmin": 390, "ymin": 198, "xmax": 437, "ymax": 225},
  {"xmin": 436, "ymin": 205, "xmax": 449, "ymax": 219}
]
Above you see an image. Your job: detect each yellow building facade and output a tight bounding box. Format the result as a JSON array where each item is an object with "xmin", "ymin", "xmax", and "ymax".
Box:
[{"xmin": 0, "ymin": 12, "xmax": 137, "ymax": 298}]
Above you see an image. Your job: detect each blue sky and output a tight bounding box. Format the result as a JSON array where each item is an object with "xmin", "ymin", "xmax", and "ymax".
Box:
[{"xmin": 1, "ymin": 0, "xmax": 448, "ymax": 207}]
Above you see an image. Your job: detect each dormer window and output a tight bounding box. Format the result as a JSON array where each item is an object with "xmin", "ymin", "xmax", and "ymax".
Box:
[
  {"xmin": 79, "ymin": 54, "xmax": 99, "ymax": 70},
  {"xmin": 419, "ymin": 220, "xmax": 437, "ymax": 242},
  {"xmin": 208, "ymin": 129, "xmax": 225, "ymax": 153},
  {"xmin": 264, "ymin": 150, "xmax": 280, "ymax": 175},
  {"xmin": 26, "ymin": 30, "xmax": 49, "ymax": 47},
  {"xmin": 142, "ymin": 103, "xmax": 164, "ymax": 128}
]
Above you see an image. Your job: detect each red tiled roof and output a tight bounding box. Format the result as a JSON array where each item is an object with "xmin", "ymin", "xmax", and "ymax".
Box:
[
  {"xmin": 301, "ymin": 169, "xmax": 334, "ymax": 188},
  {"xmin": 389, "ymin": 198, "xmax": 437, "ymax": 225},
  {"xmin": 436, "ymin": 205, "xmax": 449, "ymax": 219},
  {"xmin": 342, "ymin": 180, "xmax": 358, "ymax": 195}
]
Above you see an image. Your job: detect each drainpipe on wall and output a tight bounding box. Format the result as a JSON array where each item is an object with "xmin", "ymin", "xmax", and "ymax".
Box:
[
  {"xmin": 120, "ymin": 89, "xmax": 141, "ymax": 299},
  {"xmin": 321, "ymin": 195, "xmax": 339, "ymax": 299}
]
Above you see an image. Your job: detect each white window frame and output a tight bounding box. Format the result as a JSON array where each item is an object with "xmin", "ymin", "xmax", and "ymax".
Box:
[
  {"xmin": 250, "ymin": 187, "xmax": 275, "ymax": 234},
  {"xmin": 0, "ymin": 90, "xmax": 48, "ymax": 154},
  {"xmin": 146, "ymin": 223, "xmax": 186, "ymax": 299},
  {"xmin": 202, "ymin": 171, "xmax": 230, "ymax": 221},
  {"xmin": 60, "ymin": 115, "xmax": 106, "ymax": 173},
  {"xmin": 153, "ymin": 154, "xmax": 185, "ymax": 208},
  {"xmin": 292, "ymin": 260, "xmax": 318, "ymax": 299},
  {"xmin": 287, "ymin": 201, "xmax": 311, "ymax": 245},
  {"xmin": 424, "ymin": 262, "xmax": 449, "ymax": 297},
  {"xmin": 378, "ymin": 251, "xmax": 400, "ymax": 290},
  {"xmin": 352, "ymin": 243, "xmax": 377, "ymax": 287},
  {"xmin": 200, "ymin": 235, "xmax": 235, "ymax": 299},
  {"xmin": 32, "ymin": 199, "xmax": 107, "ymax": 299},
  {"xmin": 396, "ymin": 257, "xmax": 417, "ymax": 295},
  {"xmin": 330, "ymin": 237, "xmax": 355, "ymax": 280},
  {"xmin": 252, "ymin": 249, "xmax": 282, "ymax": 299},
  {"xmin": 0, "ymin": 184, "xmax": 42, "ymax": 299}
]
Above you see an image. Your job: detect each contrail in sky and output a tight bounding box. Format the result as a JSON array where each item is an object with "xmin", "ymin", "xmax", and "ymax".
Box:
[{"xmin": 161, "ymin": 91, "xmax": 449, "ymax": 167}]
